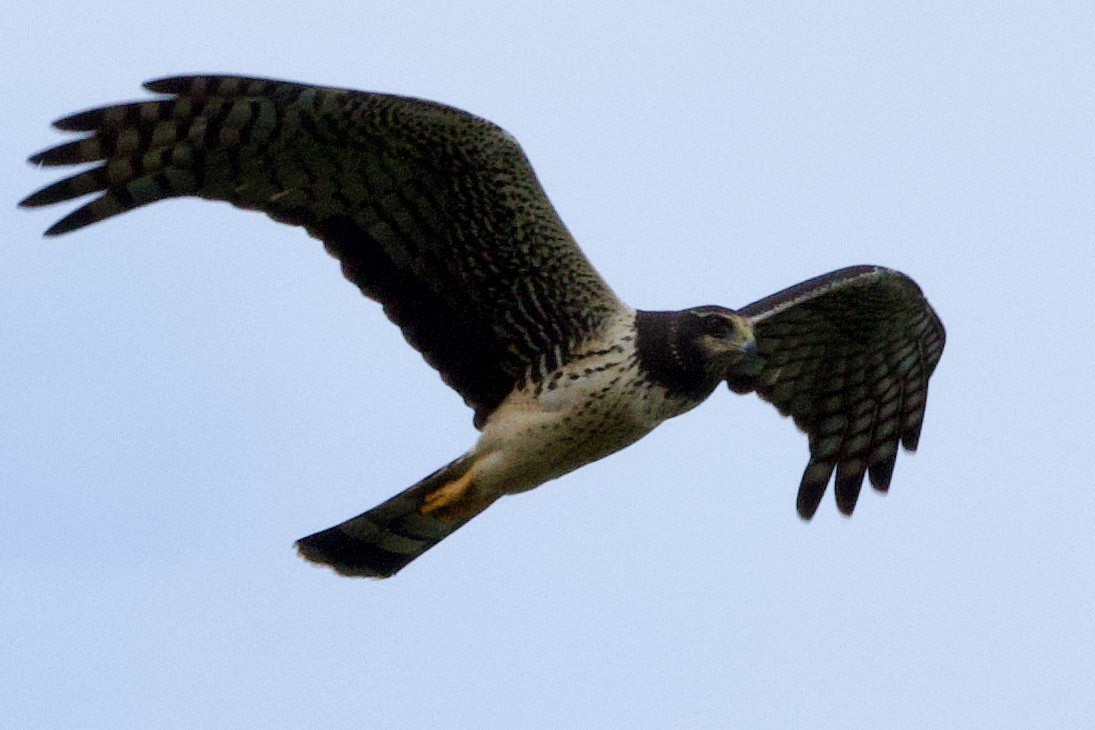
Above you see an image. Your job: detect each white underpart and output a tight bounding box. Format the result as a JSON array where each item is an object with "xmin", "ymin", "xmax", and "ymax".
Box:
[{"xmin": 468, "ymin": 307, "xmax": 702, "ymax": 499}]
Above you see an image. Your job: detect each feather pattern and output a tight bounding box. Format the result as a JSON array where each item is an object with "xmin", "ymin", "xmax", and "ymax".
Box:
[
  {"xmin": 737, "ymin": 266, "xmax": 945, "ymax": 517},
  {"xmin": 21, "ymin": 74, "xmax": 623, "ymax": 427}
]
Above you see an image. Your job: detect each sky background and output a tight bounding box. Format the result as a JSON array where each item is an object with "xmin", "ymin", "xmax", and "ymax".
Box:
[{"xmin": 3, "ymin": 2, "xmax": 1093, "ymax": 728}]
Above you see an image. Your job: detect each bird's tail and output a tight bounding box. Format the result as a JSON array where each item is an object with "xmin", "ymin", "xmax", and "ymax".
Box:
[{"xmin": 295, "ymin": 454, "xmax": 491, "ymax": 578}]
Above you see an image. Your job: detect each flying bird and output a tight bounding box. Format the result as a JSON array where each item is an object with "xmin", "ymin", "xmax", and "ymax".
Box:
[{"xmin": 22, "ymin": 75, "xmax": 946, "ymax": 578}]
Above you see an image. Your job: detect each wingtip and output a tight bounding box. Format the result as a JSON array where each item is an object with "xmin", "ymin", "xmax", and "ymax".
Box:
[
  {"xmin": 51, "ymin": 108, "xmax": 109, "ymax": 132},
  {"xmin": 796, "ymin": 495, "xmax": 820, "ymax": 520},
  {"xmin": 901, "ymin": 424, "xmax": 923, "ymax": 452},
  {"xmin": 143, "ymin": 76, "xmax": 191, "ymax": 94},
  {"xmin": 143, "ymin": 75, "xmax": 270, "ymax": 97},
  {"xmin": 796, "ymin": 488, "xmax": 822, "ymax": 520},
  {"xmin": 796, "ymin": 460, "xmax": 834, "ymax": 519},
  {"xmin": 834, "ymin": 492, "xmax": 859, "ymax": 517},
  {"xmin": 867, "ymin": 447, "xmax": 898, "ymax": 493},
  {"xmin": 40, "ymin": 209, "xmax": 93, "ymax": 237},
  {"xmin": 833, "ymin": 461, "xmax": 868, "ymax": 516},
  {"xmin": 18, "ymin": 192, "xmax": 85, "ymax": 236}
]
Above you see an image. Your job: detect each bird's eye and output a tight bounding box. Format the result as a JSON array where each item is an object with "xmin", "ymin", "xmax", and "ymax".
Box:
[{"xmin": 702, "ymin": 316, "xmax": 734, "ymax": 338}]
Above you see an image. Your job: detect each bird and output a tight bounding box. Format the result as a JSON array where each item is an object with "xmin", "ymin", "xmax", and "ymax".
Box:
[{"xmin": 21, "ymin": 75, "xmax": 946, "ymax": 578}]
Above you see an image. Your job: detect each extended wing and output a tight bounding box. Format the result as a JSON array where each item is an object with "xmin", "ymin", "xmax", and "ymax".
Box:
[
  {"xmin": 736, "ymin": 265, "xmax": 945, "ymax": 517},
  {"xmin": 22, "ymin": 75, "xmax": 623, "ymax": 427}
]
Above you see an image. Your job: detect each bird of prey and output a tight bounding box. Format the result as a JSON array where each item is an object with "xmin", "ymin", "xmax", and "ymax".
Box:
[{"xmin": 22, "ymin": 75, "xmax": 945, "ymax": 578}]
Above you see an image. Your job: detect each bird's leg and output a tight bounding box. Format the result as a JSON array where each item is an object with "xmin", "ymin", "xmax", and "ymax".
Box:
[{"xmin": 420, "ymin": 469, "xmax": 477, "ymax": 522}]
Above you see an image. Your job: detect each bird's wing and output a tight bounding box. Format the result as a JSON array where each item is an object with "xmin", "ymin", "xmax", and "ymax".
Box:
[
  {"xmin": 21, "ymin": 75, "xmax": 623, "ymax": 427},
  {"xmin": 734, "ymin": 265, "xmax": 945, "ymax": 517}
]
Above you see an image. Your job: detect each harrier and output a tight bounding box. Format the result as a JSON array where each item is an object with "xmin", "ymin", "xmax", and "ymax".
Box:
[{"xmin": 22, "ymin": 76, "xmax": 945, "ymax": 577}]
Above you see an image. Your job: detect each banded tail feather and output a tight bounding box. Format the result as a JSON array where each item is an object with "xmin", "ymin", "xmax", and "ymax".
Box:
[{"xmin": 296, "ymin": 454, "xmax": 490, "ymax": 578}]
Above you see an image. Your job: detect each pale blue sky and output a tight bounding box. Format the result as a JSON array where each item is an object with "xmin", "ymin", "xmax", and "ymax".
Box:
[{"xmin": 3, "ymin": 2, "xmax": 1093, "ymax": 728}]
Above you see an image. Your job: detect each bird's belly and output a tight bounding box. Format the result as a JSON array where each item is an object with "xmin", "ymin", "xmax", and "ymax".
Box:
[{"xmin": 471, "ymin": 360, "xmax": 696, "ymax": 497}]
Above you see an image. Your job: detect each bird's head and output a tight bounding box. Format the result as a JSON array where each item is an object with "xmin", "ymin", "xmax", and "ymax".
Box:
[{"xmin": 681, "ymin": 306, "xmax": 762, "ymax": 392}]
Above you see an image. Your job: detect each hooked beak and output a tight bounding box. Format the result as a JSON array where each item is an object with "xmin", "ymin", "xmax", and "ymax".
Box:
[{"xmin": 726, "ymin": 332, "xmax": 762, "ymax": 394}]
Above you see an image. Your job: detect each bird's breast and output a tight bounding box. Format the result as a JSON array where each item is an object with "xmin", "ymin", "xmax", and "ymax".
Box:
[{"xmin": 471, "ymin": 322, "xmax": 700, "ymax": 497}]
